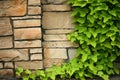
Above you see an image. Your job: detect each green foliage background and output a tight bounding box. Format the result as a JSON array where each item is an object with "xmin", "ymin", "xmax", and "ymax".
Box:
[{"xmin": 16, "ymin": 0, "xmax": 120, "ymax": 80}]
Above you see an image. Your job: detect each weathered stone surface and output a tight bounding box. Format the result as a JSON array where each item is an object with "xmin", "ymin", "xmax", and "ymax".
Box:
[
  {"xmin": 68, "ymin": 49, "xmax": 76, "ymax": 59},
  {"xmin": 28, "ymin": 0, "xmax": 41, "ymax": 5},
  {"xmin": 0, "ymin": 37, "xmax": 13, "ymax": 49},
  {"xmin": 0, "ymin": 63, "xmax": 3, "ymax": 68},
  {"xmin": 12, "ymin": 15, "xmax": 41, "ymax": 19},
  {"xmin": 15, "ymin": 40, "xmax": 41, "ymax": 48},
  {"xmin": 30, "ymin": 48, "xmax": 42, "ymax": 53},
  {"xmin": 0, "ymin": 49, "xmax": 28, "ymax": 61},
  {"xmin": 41, "ymin": 0, "xmax": 47, "ymax": 4},
  {"xmin": 43, "ymin": 41, "xmax": 78, "ymax": 48},
  {"xmin": 44, "ymin": 35, "xmax": 67, "ymax": 41},
  {"xmin": 0, "ymin": 18, "xmax": 12, "ymax": 36},
  {"xmin": 4, "ymin": 62, "xmax": 14, "ymax": 68},
  {"xmin": 45, "ymin": 29, "xmax": 73, "ymax": 34},
  {"xmin": 28, "ymin": 6, "xmax": 41, "ymax": 15},
  {"xmin": 13, "ymin": 20, "xmax": 41, "ymax": 28},
  {"xmin": 14, "ymin": 28, "xmax": 41, "ymax": 40},
  {"xmin": 42, "ymin": 12, "xmax": 74, "ymax": 29},
  {"xmin": 31, "ymin": 54, "xmax": 42, "ymax": 60},
  {"xmin": 43, "ymin": 5, "xmax": 71, "ymax": 11},
  {"xmin": 0, "ymin": 69, "xmax": 13, "ymax": 78},
  {"xmin": 44, "ymin": 48, "xmax": 67, "ymax": 59},
  {"xmin": 15, "ymin": 61, "xmax": 43, "ymax": 69},
  {"xmin": 47, "ymin": 0, "xmax": 67, "ymax": 4},
  {"xmin": 44, "ymin": 59, "xmax": 64, "ymax": 68},
  {"xmin": 0, "ymin": 0, "xmax": 27, "ymax": 16}
]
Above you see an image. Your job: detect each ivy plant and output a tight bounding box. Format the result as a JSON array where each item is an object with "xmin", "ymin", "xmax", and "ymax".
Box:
[{"xmin": 16, "ymin": 0, "xmax": 120, "ymax": 80}]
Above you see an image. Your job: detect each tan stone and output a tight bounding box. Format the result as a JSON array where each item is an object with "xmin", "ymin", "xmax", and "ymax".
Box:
[
  {"xmin": 12, "ymin": 15, "xmax": 41, "ymax": 19},
  {"xmin": 15, "ymin": 61, "xmax": 43, "ymax": 69},
  {"xmin": 0, "ymin": 37, "xmax": 13, "ymax": 49},
  {"xmin": 14, "ymin": 28, "xmax": 41, "ymax": 40},
  {"xmin": 13, "ymin": 20, "xmax": 41, "ymax": 28},
  {"xmin": 0, "ymin": 49, "xmax": 28, "ymax": 61},
  {"xmin": 0, "ymin": 0, "xmax": 27, "ymax": 16},
  {"xmin": 0, "ymin": 69, "xmax": 13, "ymax": 78},
  {"xmin": 42, "ymin": 12, "xmax": 74, "ymax": 29},
  {"xmin": 0, "ymin": 18, "xmax": 12, "ymax": 36},
  {"xmin": 43, "ymin": 41, "xmax": 78, "ymax": 48},
  {"xmin": 31, "ymin": 54, "xmax": 42, "ymax": 60},
  {"xmin": 28, "ymin": 6, "xmax": 41, "ymax": 15},
  {"xmin": 28, "ymin": 0, "xmax": 41, "ymax": 5},
  {"xmin": 45, "ymin": 29, "xmax": 73, "ymax": 34},
  {"xmin": 44, "ymin": 35, "xmax": 67, "ymax": 41},
  {"xmin": 68, "ymin": 49, "xmax": 76, "ymax": 59},
  {"xmin": 44, "ymin": 48, "xmax": 67, "ymax": 59},
  {"xmin": 4, "ymin": 62, "xmax": 14, "ymax": 68},
  {"xmin": 41, "ymin": 0, "xmax": 47, "ymax": 4},
  {"xmin": 15, "ymin": 40, "xmax": 41, "ymax": 48},
  {"xmin": 30, "ymin": 48, "xmax": 42, "ymax": 53},
  {"xmin": 43, "ymin": 5, "xmax": 71, "ymax": 11},
  {"xmin": 44, "ymin": 59, "xmax": 64, "ymax": 68},
  {"xmin": 47, "ymin": 0, "xmax": 67, "ymax": 4}
]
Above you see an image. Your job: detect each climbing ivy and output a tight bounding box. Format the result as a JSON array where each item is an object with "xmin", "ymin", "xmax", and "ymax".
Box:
[{"xmin": 16, "ymin": 0, "xmax": 120, "ymax": 80}]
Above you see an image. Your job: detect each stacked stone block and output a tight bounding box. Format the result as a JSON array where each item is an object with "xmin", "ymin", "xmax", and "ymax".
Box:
[{"xmin": 0, "ymin": 0, "xmax": 77, "ymax": 78}]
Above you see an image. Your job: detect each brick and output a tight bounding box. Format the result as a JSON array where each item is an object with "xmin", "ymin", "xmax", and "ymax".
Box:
[
  {"xmin": 44, "ymin": 34, "xmax": 67, "ymax": 41},
  {"xmin": 43, "ymin": 5, "xmax": 71, "ymax": 11},
  {"xmin": 0, "ymin": 49, "xmax": 28, "ymax": 61},
  {"xmin": 15, "ymin": 61, "xmax": 43, "ymax": 69},
  {"xmin": 13, "ymin": 20, "xmax": 41, "ymax": 28},
  {"xmin": 30, "ymin": 48, "xmax": 42, "ymax": 53},
  {"xmin": 15, "ymin": 40, "xmax": 41, "ymax": 48},
  {"xmin": 44, "ymin": 59, "xmax": 64, "ymax": 68},
  {"xmin": 0, "ymin": 37, "xmax": 13, "ymax": 49},
  {"xmin": 42, "ymin": 12, "xmax": 74, "ymax": 29},
  {"xmin": 44, "ymin": 48, "xmax": 67, "ymax": 59},
  {"xmin": 14, "ymin": 28, "xmax": 41, "ymax": 40},
  {"xmin": 31, "ymin": 54, "xmax": 42, "ymax": 60},
  {"xmin": 47, "ymin": 0, "xmax": 67, "ymax": 4},
  {"xmin": 0, "ymin": 69, "xmax": 13, "ymax": 78},
  {"xmin": 28, "ymin": 6, "xmax": 41, "ymax": 15},
  {"xmin": 45, "ymin": 29, "xmax": 73, "ymax": 34},
  {"xmin": 0, "ymin": 0, "xmax": 26, "ymax": 16},
  {"xmin": 43, "ymin": 41, "xmax": 78, "ymax": 48},
  {"xmin": 12, "ymin": 15, "xmax": 41, "ymax": 19},
  {"xmin": 28, "ymin": 0, "xmax": 41, "ymax": 5},
  {"xmin": 68, "ymin": 49, "xmax": 76, "ymax": 59},
  {"xmin": 4, "ymin": 62, "xmax": 14, "ymax": 68},
  {"xmin": 0, "ymin": 18, "xmax": 12, "ymax": 36}
]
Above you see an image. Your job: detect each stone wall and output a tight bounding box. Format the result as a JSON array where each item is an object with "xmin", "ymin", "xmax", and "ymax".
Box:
[{"xmin": 0, "ymin": 0, "xmax": 77, "ymax": 78}]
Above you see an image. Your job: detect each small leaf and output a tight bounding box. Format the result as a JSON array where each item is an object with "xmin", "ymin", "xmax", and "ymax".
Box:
[{"xmin": 81, "ymin": 52, "xmax": 88, "ymax": 62}]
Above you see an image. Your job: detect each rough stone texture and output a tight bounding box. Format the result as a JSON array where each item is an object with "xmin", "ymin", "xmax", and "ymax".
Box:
[
  {"xmin": 0, "ymin": 63, "xmax": 3, "ymax": 68},
  {"xmin": 44, "ymin": 48, "xmax": 67, "ymax": 59},
  {"xmin": 0, "ymin": 0, "xmax": 27, "ymax": 16},
  {"xmin": 42, "ymin": 12, "xmax": 74, "ymax": 29},
  {"xmin": 47, "ymin": 0, "xmax": 67, "ymax": 4},
  {"xmin": 0, "ymin": 49, "xmax": 28, "ymax": 61},
  {"xmin": 68, "ymin": 49, "xmax": 76, "ymax": 59},
  {"xmin": 43, "ymin": 41, "xmax": 78, "ymax": 48},
  {"xmin": 4, "ymin": 62, "xmax": 14, "ymax": 68},
  {"xmin": 43, "ymin": 5, "xmax": 71, "ymax": 11},
  {"xmin": 0, "ymin": 18, "xmax": 12, "ymax": 36},
  {"xmin": 45, "ymin": 29, "xmax": 73, "ymax": 34},
  {"xmin": 0, "ymin": 37, "xmax": 13, "ymax": 49},
  {"xmin": 14, "ymin": 28, "xmax": 41, "ymax": 40},
  {"xmin": 15, "ymin": 61, "xmax": 43, "ymax": 69},
  {"xmin": 28, "ymin": 0, "xmax": 41, "ymax": 5},
  {"xmin": 15, "ymin": 40, "xmax": 41, "ymax": 48},
  {"xmin": 0, "ymin": 69, "xmax": 13, "ymax": 78},
  {"xmin": 13, "ymin": 20, "xmax": 41, "ymax": 28},
  {"xmin": 44, "ymin": 35, "xmax": 67, "ymax": 41},
  {"xmin": 28, "ymin": 6, "xmax": 41, "ymax": 15},
  {"xmin": 12, "ymin": 15, "xmax": 41, "ymax": 19},
  {"xmin": 30, "ymin": 48, "xmax": 42, "ymax": 53},
  {"xmin": 44, "ymin": 59, "xmax": 64, "ymax": 68},
  {"xmin": 31, "ymin": 54, "xmax": 42, "ymax": 60}
]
